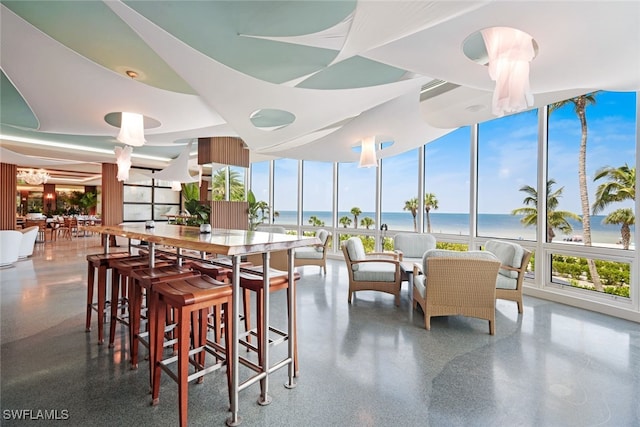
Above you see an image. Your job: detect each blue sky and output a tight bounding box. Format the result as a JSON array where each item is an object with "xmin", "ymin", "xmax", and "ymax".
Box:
[{"xmin": 254, "ymin": 91, "xmax": 636, "ymax": 215}]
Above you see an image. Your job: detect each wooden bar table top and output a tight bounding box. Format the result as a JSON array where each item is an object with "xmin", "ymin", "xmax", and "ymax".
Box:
[{"xmin": 86, "ymin": 223, "xmax": 319, "ymax": 426}]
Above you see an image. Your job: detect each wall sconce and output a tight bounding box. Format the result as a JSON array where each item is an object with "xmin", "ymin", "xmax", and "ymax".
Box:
[
  {"xmin": 114, "ymin": 146, "xmax": 133, "ymax": 182},
  {"xmin": 358, "ymin": 136, "xmax": 377, "ymax": 168},
  {"xmin": 480, "ymin": 27, "xmax": 536, "ymax": 117},
  {"xmin": 46, "ymin": 193, "xmax": 54, "ymax": 212},
  {"xmin": 117, "ymin": 112, "xmax": 146, "ymax": 147}
]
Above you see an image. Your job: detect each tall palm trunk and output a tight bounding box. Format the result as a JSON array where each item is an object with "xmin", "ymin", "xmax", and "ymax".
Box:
[
  {"xmin": 576, "ymin": 96, "xmax": 603, "ymax": 291},
  {"xmin": 426, "ymin": 208, "xmax": 432, "ymax": 233},
  {"xmin": 621, "ymin": 223, "xmax": 631, "ymax": 250},
  {"xmin": 412, "ymin": 214, "xmax": 417, "ymax": 232}
]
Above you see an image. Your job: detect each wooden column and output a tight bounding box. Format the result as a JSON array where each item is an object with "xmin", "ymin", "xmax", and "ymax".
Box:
[
  {"xmin": 198, "ymin": 137, "xmax": 249, "ymax": 167},
  {"xmin": 210, "ymin": 201, "xmax": 249, "ymax": 230},
  {"xmin": 198, "ymin": 137, "xmax": 250, "ymax": 230},
  {"xmin": 0, "ymin": 163, "xmax": 17, "ymax": 230},
  {"xmin": 101, "ymin": 163, "xmax": 123, "ymax": 226}
]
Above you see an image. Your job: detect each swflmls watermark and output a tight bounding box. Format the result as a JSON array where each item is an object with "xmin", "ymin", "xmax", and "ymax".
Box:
[{"xmin": 3, "ymin": 409, "xmax": 70, "ymax": 421}]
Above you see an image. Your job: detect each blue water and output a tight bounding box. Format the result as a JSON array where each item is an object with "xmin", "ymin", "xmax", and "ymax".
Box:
[{"xmin": 272, "ymin": 211, "xmax": 632, "ymax": 244}]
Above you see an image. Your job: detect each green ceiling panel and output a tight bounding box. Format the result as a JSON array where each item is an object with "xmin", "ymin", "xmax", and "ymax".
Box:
[
  {"xmin": 0, "ymin": 71, "xmax": 39, "ymax": 129},
  {"xmin": 296, "ymin": 56, "xmax": 408, "ymax": 90},
  {"xmin": 125, "ymin": 0, "xmax": 357, "ymax": 84},
  {"xmin": 2, "ymin": 1, "xmax": 195, "ymax": 94}
]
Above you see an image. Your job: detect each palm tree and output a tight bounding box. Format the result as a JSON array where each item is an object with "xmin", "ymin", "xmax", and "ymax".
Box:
[
  {"xmin": 511, "ymin": 179, "xmax": 580, "ymax": 242},
  {"xmin": 603, "ymin": 208, "xmax": 635, "ymax": 250},
  {"xmin": 592, "ymin": 164, "xmax": 635, "ymax": 213},
  {"xmin": 308, "ymin": 215, "xmax": 324, "ymax": 227},
  {"xmin": 550, "ymin": 93, "xmax": 601, "ymax": 291},
  {"xmin": 592, "ymin": 164, "xmax": 635, "ymax": 250},
  {"xmin": 256, "ymin": 200, "xmax": 270, "ymax": 219},
  {"xmin": 350, "ymin": 207, "xmax": 362, "ymax": 229},
  {"xmin": 424, "ymin": 193, "xmax": 439, "ymax": 233},
  {"xmin": 403, "ymin": 197, "xmax": 419, "ymax": 232},
  {"xmin": 210, "ymin": 168, "xmax": 245, "ymax": 201},
  {"xmin": 339, "ymin": 216, "xmax": 352, "ymax": 228},
  {"xmin": 360, "ymin": 217, "xmax": 375, "ymax": 230}
]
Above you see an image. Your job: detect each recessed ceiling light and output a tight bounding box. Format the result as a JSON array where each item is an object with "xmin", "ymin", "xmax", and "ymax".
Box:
[
  {"xmin": 465, "ymin": 104, "xmax": 485, "ymax": 112},
  {"xmin": 126, "ymin": 70, "xmax": 138, "ymax": 79}
]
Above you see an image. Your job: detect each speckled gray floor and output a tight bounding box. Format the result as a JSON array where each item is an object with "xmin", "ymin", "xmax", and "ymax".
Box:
[{"xmin": 2, "ymin": 236, "xmax": 639, "ymax": 426}]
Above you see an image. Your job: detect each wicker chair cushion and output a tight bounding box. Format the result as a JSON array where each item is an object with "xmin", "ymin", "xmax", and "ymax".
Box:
[
  {"xmin": 394, "ymin": 233, "xmax": 436, "ymax": 259},
  {"xmin": 353, "ymin": 262, "xmax": 397, "ymax": 282},
  {"xmin": 256, "ymin": 225, "xmax": 286, "ymax": 234},
  {"xmin": 345, "ymin": 237, "xmax": 366, "ymax": 271},
  {"xmin": 295, "ymin": 246, "xmax": 323, "ymax": 260},
  {"xmin": 485, "ymin": 240, "xmax": 524, "ymax": 279},
  {"xmin": 316, "ymin": 229, "xmax": 329, "ymax": 252},
  {"xmin": 496, "ymin": 273, "xmax": 517, "ymax": 290}
]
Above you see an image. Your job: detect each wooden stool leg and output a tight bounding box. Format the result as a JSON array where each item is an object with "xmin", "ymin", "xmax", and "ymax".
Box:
[
  {"xmin": 109, "ymin": 269, "xmax": 121, "ymax": 347},
  {"xmin": 96, "ymin": 265, "xmax": 107, "ymax": 345},
  {"xmin": 129, "ymin": 280, "xmax": 142, "ymax": 369},
  {"xmin": 86, "ymin": 262, "xmax": 95, "ymax": 332}
]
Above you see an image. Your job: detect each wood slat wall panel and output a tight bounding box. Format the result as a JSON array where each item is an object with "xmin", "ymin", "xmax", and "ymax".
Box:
[
  {"xmin": 0, "ymin": 163, "xmax": 17, "ymax": 230},
  {"xmin": 210, "ymin": 201, "xmax": 249, "ymax": 230},
  {"xmin": 101, "ymin": 163, "xmax": 123, "ymax": 226},
  {"xmin": 198, "ymin": 137, "xmax": 249, "ymax": 167}
]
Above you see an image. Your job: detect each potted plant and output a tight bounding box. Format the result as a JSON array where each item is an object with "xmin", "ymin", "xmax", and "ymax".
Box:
[
  {"xmin": 182, "ymin": 183, "xmax": 210, "ymax": 226},
  {"xmin": 247, "ymin": 190, "xmax": 270, "ymax": 231}
]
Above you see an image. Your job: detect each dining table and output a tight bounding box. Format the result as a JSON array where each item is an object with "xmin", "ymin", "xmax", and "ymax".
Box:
[{"xmin": 84, "ymin": 222, "xmax": 319, "ymax": 426}]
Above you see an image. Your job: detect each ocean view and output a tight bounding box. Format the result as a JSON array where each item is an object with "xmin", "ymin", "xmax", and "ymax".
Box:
[{"xmin": 272, "ymin": 211, "xmax": 633, "ymax": 245}]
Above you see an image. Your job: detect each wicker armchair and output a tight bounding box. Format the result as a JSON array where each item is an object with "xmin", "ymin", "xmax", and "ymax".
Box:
[
  {"xmin": 412, "ymin": 249, "xmax": 501, "ymax": 335},
  {"xmin": 342, "ymin": 237, "xmax": 402, "ymax": 306}
]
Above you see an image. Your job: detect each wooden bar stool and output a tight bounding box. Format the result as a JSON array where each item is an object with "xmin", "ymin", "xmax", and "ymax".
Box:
[
  {"xmin": 107, "ymin": 257, "xmax": 174, "ymax": 348},
  {"xmin": 235, "ymin": 266, "xmax": 301, "ymax": 377},
  {"xmin": 150, "ymin": 275, "xmax": 233, "ymax": 427},
  {"xmin": 85, "ymin": 252, "xmax": 138, "ymax": 344},
  {"xmin": 128, "ymin": 265, "xmax": 200, "ymax": 370}
]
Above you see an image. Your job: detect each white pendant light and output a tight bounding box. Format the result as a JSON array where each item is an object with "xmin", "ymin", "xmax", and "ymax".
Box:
[
  {"xmin": 114, "ymin": 146, "xmax": 133, "ymax": 182},
  {"xmin": 358, "ymin": 136, "xmax": 377, "ymax": 168},
  {"xmin": 481, "ymin": 27, "xmax": 535, "ymax": 117},
  {"xmin": 117, "ymin": 112, "xmax": 146, "ymax": 147}
]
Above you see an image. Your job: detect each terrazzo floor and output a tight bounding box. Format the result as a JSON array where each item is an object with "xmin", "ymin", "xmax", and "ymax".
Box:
[{"xmin": 1, "ymin": 235, "xmax": 639, "ymax": 426}]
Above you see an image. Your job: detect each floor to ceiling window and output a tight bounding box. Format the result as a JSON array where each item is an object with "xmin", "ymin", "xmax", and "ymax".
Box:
[
  {"xmin": 302, "ymin": 160, "xmax": 333, "ymax": 228},
  {"xmin": 381, "ymin": 148, "xmax": 418, "ymax": 232},
  {"xmin": 546, "ymin": 91, "xmax": 637, "ymax": 300},
  {"xmin": 423, "ymin": 127, "xmax": 471, "ymax": 236},
  {"xmin": 478, "ymin": 111, "xmax": 538, "ymax": 241},
  {"xmin": 273, "ymin": 158, "xmax": 298, "ymax": 226},
  {"xmin": 337, "ymin": 161, "xmax": 376, "ymax": 251}
]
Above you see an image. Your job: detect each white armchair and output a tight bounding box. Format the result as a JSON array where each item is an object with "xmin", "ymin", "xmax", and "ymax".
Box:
[
  {"xmin": 19, "ymin": 226, "xmax": 39, "ymax": 259},
  {"xmin": 0, "ymin": 230, "xmax": 23, "ymax": 268},
  {"xmin": 342, "ymin": 237, "xmax": 402, "ymax": 306},
  {"xmin": 294, "ymin": 229, "xmax": 331, "ymax": 274},
  {"xmin": 484, "ymin": 239, "xmax": 532, "ymax": 313}
]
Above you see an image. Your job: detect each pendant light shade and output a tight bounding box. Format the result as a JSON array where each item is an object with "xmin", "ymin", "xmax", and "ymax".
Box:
[
  {"xmin": 117, "ymin": 112, "xmax": 146, "ymax": 147},
  {"xmin": 114, "ymin": 145, "xmax": 133, "ymax": 182},
  {"xmin": 481, "ymin": 27, "xmax": 535, "ymax": 117},
  {"xmin": 358, "ymin": 136, "xmax": 377, "ymax": 168}
]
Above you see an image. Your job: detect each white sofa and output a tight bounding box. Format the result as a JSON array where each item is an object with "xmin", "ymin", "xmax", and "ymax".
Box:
[{"xmin": 0, "ymin": 230, "xmax": 23, "ymax": 268}]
